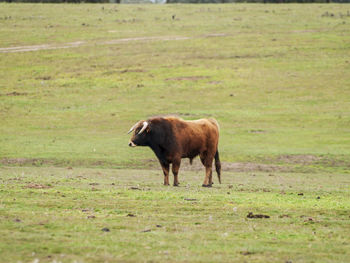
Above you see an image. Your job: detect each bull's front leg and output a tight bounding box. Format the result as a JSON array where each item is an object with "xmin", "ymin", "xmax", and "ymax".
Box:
[
  {"xmin": 172, "ymin": 159, "xmax": 181, "ymax": 187},
  {"xmin": 153, "ymin": 146, "xmax": 170, "ymax": 186},
  {"xmin": 161, "ymin": 162, "xmax": 170, "ymax": 186}
]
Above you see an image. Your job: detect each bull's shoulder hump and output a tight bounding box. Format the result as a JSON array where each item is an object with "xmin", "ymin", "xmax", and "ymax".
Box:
[
  {"xmin": 186, "ymin": 119, "xmax": 207, "ymax": 124},
  {"xmin": 207, "ymin": 118, "xmax": 220, "ymax": 131},
  {"xmin": 187, "ymin": 118, "xmax": 219, "ymax": 128},
  {"xmin": 163, "ymin": 116, "xmax": 183, "ymax": 122},
  {"xmin": 161, "ymin": 117, "xmax": 219, "ymax": 131}
]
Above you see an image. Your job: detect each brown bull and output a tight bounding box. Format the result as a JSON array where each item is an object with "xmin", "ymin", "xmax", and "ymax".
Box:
[{"xmin": 128, "ymin": 116, "xmax": 221, "ymax": 187}]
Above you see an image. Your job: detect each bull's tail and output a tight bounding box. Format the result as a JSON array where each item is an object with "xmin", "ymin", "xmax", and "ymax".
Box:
[{"xmin": 215, "ymin": 150, "xmax": 221, "ymax": 184}]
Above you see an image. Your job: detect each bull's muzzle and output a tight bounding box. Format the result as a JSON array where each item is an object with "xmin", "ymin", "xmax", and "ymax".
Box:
[{"xmin": 128, "ymin": 141, "xmax": 137, "ymax": 147}]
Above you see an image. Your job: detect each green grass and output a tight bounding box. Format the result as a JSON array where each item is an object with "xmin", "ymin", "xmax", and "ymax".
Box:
[
  {"xmin": 1, "ymin": 167, "xmax": 349, "ymax": 262},
  {"xmin": 0, "ymin": 4, "xmax": 350, "ymax": 262},
  {"xmin": 0, "ymin": 3, "xmax": 349, "ymax": 170}
]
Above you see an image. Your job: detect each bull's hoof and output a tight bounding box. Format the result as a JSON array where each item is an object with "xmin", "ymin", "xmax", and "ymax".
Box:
[
  {"xmin": 164, "ymin": 183, "xmax": 170, "ymax": 186},
  {"xmin": 202, "ymin": 184, "xmax": 212, "ymax": 188},
  {"xmin": 173, "ymin": 183, "xmax": 179, "ymax": 187}
]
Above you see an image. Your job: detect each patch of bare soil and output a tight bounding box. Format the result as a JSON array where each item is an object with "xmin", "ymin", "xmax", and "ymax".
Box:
[
  {"xmin": 0, "ymin": 34, "xmax": 229, "ymax": 54},
  {"xmin": 290, "ymin": 29, "xmax": 327, "ymax": 33},
  {"xmin": 248, "ymin": 129, "xmax": 267, "ymax": 134},
  {"xmin": 0, "ymin": 157, "xmax": 291, "ymax": 172},
  {"xmin": 1, "ymin": 154, "xmax": 346, "ymax": 172},
  {"xmin": 279, "ymin": 214, "xmax": 291, "ymax": 218},
  {"xmin": 0, "ymin": 36, "xmax": 186, "ymax": 54},
  {"xmin": 247, "ymin": 212, "xmax": 270, "ymax": 219},
  {"xmin": 1, "ymin": 158, "xmax": 53, "ymax": 166},
  {"xmin": 0, "ymin": 91, "xmax": 28, "ymax": 96},
  {"xmin": 119, "ymin": 69, "xmax": 146, "ymax": 74},
  {"xmin": 139, "ymin": 158, "xmax": 294, "ymax": 172},
  {"xmin": 275, "ymin": 154, "xmax": 321, "ymax": 165},
  {"xmin": 203, "ymin": 33, "xmax": 228, "ymax": 38},
  {"xmin": 35, "ymin": 76, "xmax": 51, "ymax": 80},
  {"xmin": 101, "ymin": 36, "xmax": 190, "ymax": 46},
  {"xmin": 240, "ymin": 251, "xmax": 256, "ymax": 256},
  {"xmin": 208, "ymin": 81, "xmax": 222, "ymax": 85},
  {"xmin": 2, "ymin": 157, "xmax": 290, "ymax": 172},
  {"xmin": 165, "ymin": 76, "xmax": 209, "ymax": 81},
  {"xmin": 101, "ymin": 227, "xmax": 110, "ymax": 232},
  {"xmin": 0, "ymin": 41, "xmax": 85, "ymax": 53},
  {"xmin": 24, "ymin": 183, "xmax": 52, "ymax": 189},
  {"xmin": 191, "ymin": 54, "xmax": 274, "ymax": 60},
  {"xmin": 180, "ymin": 159, "xmax": 291, "ymax": 172}
]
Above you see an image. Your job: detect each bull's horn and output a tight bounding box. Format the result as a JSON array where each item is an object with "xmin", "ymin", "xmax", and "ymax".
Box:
[
  {"xmin": 138, "ymin": 121, "xmax": 148, "ymax": 135},
  {"xmin": 127, "ymin": 121, "xmax": 140, "ymax": 134}
]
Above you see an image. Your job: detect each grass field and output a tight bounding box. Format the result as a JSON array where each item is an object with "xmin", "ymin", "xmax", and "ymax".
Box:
[
  {"xmin": 0, "ymin": 3, "xmax": 350, "ymax": 262},
  {"xmin": 1, "ymin": 3, "xmax": 349, "ymax": 169},
  {"xmin": 1, "ymin": 167, "xmax": 350, "ymax": 262}
]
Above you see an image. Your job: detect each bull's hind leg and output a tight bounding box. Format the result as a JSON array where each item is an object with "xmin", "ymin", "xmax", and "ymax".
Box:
[
  {"xmin": 200, "ymin": 154, "xmax": 213, "ymax": 187},
  {"xmin": 208, "ymin": 170, "xmax": 213, "ymax": 185},
  {"xmin": 202, "ymin": 166, "xmax": 213, "ymax": 187},
  {"xmin": 172, "ymin": 159, "xmax": 181, "ymax": 186},
  {"xmin": 161, "ymin": 163, "xmax": 170, "ymax": 186}
]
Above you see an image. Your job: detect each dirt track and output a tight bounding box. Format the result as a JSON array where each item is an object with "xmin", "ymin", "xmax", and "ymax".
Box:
[
  {"xmin": 0, "ymin": 34, "xmax": 225, "ymax": 53},
  {"xmin": 1, "ymin": 154, "xmax": 336, "ymax": 173}
]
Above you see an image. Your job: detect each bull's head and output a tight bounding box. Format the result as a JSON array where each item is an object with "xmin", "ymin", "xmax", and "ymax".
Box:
[{"xmin": 128, "ymin": 120, "xmax": 150, "ymax": 147}]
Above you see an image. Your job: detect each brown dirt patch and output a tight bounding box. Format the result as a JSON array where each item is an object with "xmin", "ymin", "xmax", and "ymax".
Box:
[
  {"xmin": 35, "ymin": 76, "xmax": 51, "ymax": 80},
  {"xmin": 247, "ymin": 212, "xmax": 270, "ymax": 219},
  {"xmin": 275, "ymin": 154, "xmax": 321, "ymax": 165},
  {"xmin": 180, "ymin": 159, "xmax": 291, "ymax": 173},
  {"xmin": 1, "ymin": 154, "xmax": 347, "ymax": 172},
  {"xmin": 279, "ymin": 214, "xmax": 291, "ymax": 218},
  {"xmin": 1, "ymin": 157, "xmax": 291, "ymax": 172},
  {"xmin": 191, "ymin": 54, "xmax": 274, "ymax": 60},
  {"xmin": 248, "ymin": 129, "xmax": 267, "ymax": 134},
  {"xmin": 1, "ymin": 158, "xmax": 52, "ymax": 166},
  {"xmin": 165, "ymin": 76, "xmax": 209, "ymax": 81},
  {"xmin": 0, "ymin": 91, "xmax": 28, "ymax": 96},
  {"xmin": 208, "ymin": 81, "xmax": 222, "ymax": 85},
  {"xmin": 119, "ymin": 69, "xmax": 146, "ymax": 74},
  {"xmin": 0, "ymin": 36, "xmax": 192, "ymax": 54},
  {"xmin": 203, "ymin": 33, "xmax": 228, "ymax": 38},
  {"xmin": 24, "ymin": 183, "xmax": 52, "ymax": 189},
  {"xmin": 0, "ymin": 34, "xmax": 231, "ymax": 54},
  {"xmin": 0, "ymin": 41, "xmax": 85, "ymax": 53}
]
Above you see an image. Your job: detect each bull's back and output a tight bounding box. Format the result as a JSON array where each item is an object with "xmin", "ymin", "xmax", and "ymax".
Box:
[
  {"xmin": 186, "ymin": 118, "xmax": 219, "ymax": 140},
  {"xmin": 165, "ymin": 117, "xmax": 219, "ymax": 157}
]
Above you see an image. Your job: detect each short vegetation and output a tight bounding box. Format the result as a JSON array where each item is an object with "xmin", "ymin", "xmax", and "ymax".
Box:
[{"xmin": 0, "ymin": 3, "xmax": 349, "ymax": 262}]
